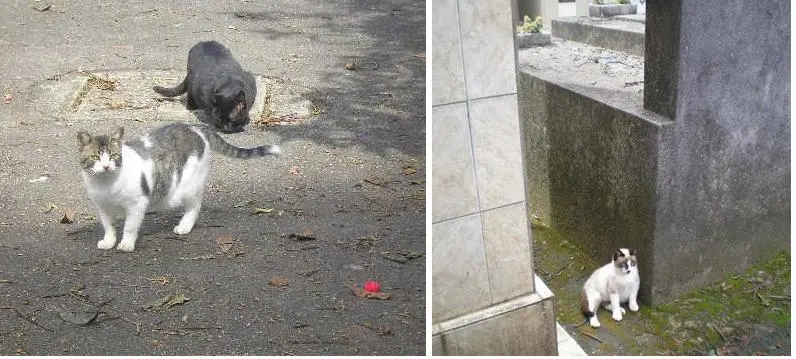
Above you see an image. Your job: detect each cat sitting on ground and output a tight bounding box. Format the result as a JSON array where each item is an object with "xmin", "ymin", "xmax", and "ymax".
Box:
[
  {"xmin": 580, "ymin": 248, "xmax": 640, "ymax": 327},
  {"xmin": 153, "ymin": 41, "xmax": 257, "ymax": 134},
  {"xmin": 77, "ymin": 123, "xmax": 280, "ymax": 252}
]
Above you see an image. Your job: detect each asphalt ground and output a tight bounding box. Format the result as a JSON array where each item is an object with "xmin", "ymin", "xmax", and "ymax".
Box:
[{"xmin": 0, "ymin": 0, "xmax": 425, "ymax": 355}]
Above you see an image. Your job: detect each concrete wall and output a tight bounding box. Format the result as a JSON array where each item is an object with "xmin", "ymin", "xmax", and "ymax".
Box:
[
  {"xmin": 519, "ymin": 0, "xmax": 790, "ymax": 304},
  {"xmin": 650, "ymin": 0, "xmax": 791, "ymax": 299},
  {"xmin": 518, "ymin": 71, "xmax": 673, "ymax": 302}
]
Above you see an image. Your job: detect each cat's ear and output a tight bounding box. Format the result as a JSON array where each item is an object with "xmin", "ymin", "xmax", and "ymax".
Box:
[
  {"xmin": 111, "ymin": 127, "xmax": 124, "ymax": 141},
  {"xmin": 629, "ymin": 248, "xmax": 637, "ymax": 256},
  {"xmin": 77, "ymin": 131, "xmax": 92, "ymax": 147},
  {"xmin": 613, "ymin": 248, "xmax": 625, "ymax": 261}
]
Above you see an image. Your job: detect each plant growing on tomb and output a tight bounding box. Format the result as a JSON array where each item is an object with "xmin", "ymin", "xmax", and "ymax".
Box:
[{"xmin": 516, "ymin": 15, "xmax": 543, "ymax": 34}]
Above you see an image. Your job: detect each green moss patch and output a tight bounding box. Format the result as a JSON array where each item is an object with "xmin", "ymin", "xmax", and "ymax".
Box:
[{"xmin": 533, "ymin": 219, "xmax": 790, "ymax": 355}]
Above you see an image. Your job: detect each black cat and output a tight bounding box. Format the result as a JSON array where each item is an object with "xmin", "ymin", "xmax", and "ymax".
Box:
[{"xmin": 154, "ymin": 41, "xmax": 257, "ymax": 133}]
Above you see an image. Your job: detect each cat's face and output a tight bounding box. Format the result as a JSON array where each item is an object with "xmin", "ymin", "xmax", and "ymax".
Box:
[
  {"xmin": 612, "ymin": 248, "xmax": 638, "ymax": 275},
  {"xmin": 77, "ymin": 127, "xmax": 124, "ymax": 176},
  {"xmin": 211, "ymin": 88, "xmax": 249, "ymax": 133}
]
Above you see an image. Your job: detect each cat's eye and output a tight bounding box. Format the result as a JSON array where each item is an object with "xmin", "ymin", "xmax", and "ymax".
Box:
[
  {"xmin": 88, "ymin": 155, "xmax": 100, "ymax": 161},
  {"xmin": 110, "ymin": 153, "xmax": 121, "ymax": 160}
]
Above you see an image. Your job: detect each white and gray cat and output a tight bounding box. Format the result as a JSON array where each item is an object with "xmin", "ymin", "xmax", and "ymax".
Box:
[
  {"xmin": 580, "ymin": 248, "xmax": 640, "ymax": 327},
  {"xmin": 77, "ymin": 123, "xmax": 280, "ymax": 252}
]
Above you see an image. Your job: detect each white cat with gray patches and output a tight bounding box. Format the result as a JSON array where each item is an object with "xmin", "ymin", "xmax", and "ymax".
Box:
[
  {"xmin": 580, "ymin": 248, "xmax": 640, "ymax": 327},
  {"xmin": 77, "ymin": 123, "xmax": 280, "ymax": 252}
]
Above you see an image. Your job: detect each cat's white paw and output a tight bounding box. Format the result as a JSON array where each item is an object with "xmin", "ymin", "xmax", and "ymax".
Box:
[
  {"xmin": 629, "ymin": 302, "xmax": 639, "ymax": 312},
  {"xmin": 116, "ymin": 240, "xmax": 136, "ymax": 252},
  {"xmin": 589, "ymin": 317, "xmax": 601, "ymax": 328},
  {"xmin": 603, "ymin": 304, "xmax": 626, "ymax": 315},
  {"xmin": 173, "ymin": 223, "xmax": 194, "ymax": 235},
  {"xmin": 612, "ymin": 311, "xmax": 623, "ymax": 321},
  {"xmin": 97, "ymin": 236, "xmax": 116, "ymax": 250}
]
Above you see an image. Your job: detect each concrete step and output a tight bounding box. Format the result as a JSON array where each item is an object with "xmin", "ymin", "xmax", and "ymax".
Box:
[{"xmin": 551, "ymin": 16, "xmax": 645, "ymax": 57}]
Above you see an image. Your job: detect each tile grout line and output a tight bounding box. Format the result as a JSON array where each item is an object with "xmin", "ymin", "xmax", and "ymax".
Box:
[{"xmin": 455, "ymin": 0, "xmax": 492, "ymax": 305}]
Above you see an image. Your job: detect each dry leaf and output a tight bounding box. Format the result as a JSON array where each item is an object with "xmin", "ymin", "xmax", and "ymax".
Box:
[
  {"xmin": 216, "ymin": 235, "xmax": 234, "ymax": 253},
  {"xmin": 402, "ymin": 166, "xmax": 417, "ymax": 175},
  {"xmin": 145, "ymin": 294, "xmax": 190, "ymax": 310},
  {"xmin": 288, "ymin": 165, "xmax": 301, "ymax": 175},
  {"xmin": 288, "ymin": 230, "xmax": 316, "ymax": 241},
  {"xmin": 60, "ymin": 208, "xmax": 76, "ymax": 224},
  {"xmin": 269, "ymin": 276, "xmax": 289, "ymax": 287},
  {"xmin": 344, "ymin": 62, "xmax": 357, "ymax": 70},
  {"xmin": 148, "ymin": 275, "xmax": 173, "ymax": 284},
  {"xmin": 364, "ymin": 176, "xmax": 387, "ymax": 187},
  {"xmin": 350, "ymin": 285, "xmax": 391, "ymax": 300},
  {"xmin": 250, "ymin": 207, "xmax": 274, "ymax": 215},
  {"xmin": 398, "ymin": 250, "xmax": 425, "ymax": 259}
]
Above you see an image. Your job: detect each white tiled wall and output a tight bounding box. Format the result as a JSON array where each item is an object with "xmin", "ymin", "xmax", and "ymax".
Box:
[{"xmin": 432, "ymin": 0, "xmax": 535, "ymax": 323}]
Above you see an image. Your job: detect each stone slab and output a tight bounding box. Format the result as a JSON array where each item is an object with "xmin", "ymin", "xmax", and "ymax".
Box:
[
  {"xmin": 31, "ymin": 70, "xmax": 313, "ymax": 127},
  {"xmin": 551, "ymin": 16, "xmax": 645, "ymax": 57},
  {"xmin": 516, "ymin": 32, "xmax": 552, "ymax": 48},
  {"xmin": 432, "ymin": 275, "xmax": 556, "ymax": 355},
  {"xmin": 589, "ymin": 4, "xmax": 637, "ymax": 18},
  {"xmin": 615, "ymin": 13, "xmax": 646, "ymax": 23}
]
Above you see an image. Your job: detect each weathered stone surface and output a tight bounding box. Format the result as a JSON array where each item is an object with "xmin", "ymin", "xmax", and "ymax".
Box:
[
  {"xmin": 433, "ymin": 278, "xmax": 557, "ymax": 355},
  {"xmin": 516, "ymin": 32, "xmax": 552, "ymax": 48},
  {"xmin": 648, "ymin": 0, "xmax": 790, "ymax": 301},
  {"xmin": 589, "ymin": 4, "xmax": 637, "ymax": 18},
  {"xmin": 520, "ymin": 0, "xmax": 790, "ymax": 304},
  {"xmin": 551, "ymin": 17, "xmax": 645, "ymax": 56},
  {"xmin": 518, "ymin": 69, "xmax": 671, "ymax": 303}
]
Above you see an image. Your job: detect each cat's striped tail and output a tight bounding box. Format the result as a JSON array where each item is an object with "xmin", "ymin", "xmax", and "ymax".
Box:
[{"xmin": 199, "ymin": 127, "xmax": 281, "ymax": 159}]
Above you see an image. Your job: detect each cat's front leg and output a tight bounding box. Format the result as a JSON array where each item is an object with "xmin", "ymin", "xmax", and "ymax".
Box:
[
  {"xmin": 609, "ymin": 292, "xmax": 623, "ymax": 321},
  {"xmin": 96, "ymin": 210, "xmax": 117, "ymax": 250},
  {"xmin": 629, "ymin": 290, "xmax": 640, "ymax": 312},
  {"xmin": 116, "ymin": 203, "xmax": 148, "ymax": 252}
]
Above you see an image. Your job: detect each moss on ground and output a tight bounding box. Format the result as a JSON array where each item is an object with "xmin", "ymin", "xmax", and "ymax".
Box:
[{"xmin": 533, "ymin": 219, "xmax": 790, "ymax": 355}]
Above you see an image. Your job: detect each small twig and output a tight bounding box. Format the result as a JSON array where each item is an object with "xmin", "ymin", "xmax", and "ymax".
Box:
[
  {"xmin": 382, "ymin": 254, "xmax": 408, "ymax": 264},
  {"xmin": 579, "ymin": 330, "xmax": 602, "ymax": 343},
  {"xmin": 742, "ymin": 284, "xmax": 765, "ymax": 294},
  {"xmin": 553, "ymin": 265, "xmax": 569, "ymax": 276},
  {"xmin": 566, "ymin": 319, "xmax": 588, "ymax": 327},
  {"xmin": 708, "ymin": 323, "xmax": 728, "ymax": 341},
  {"xmin": 769, "ymin": 295, "xmax": 790, "ymax": 300}
]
